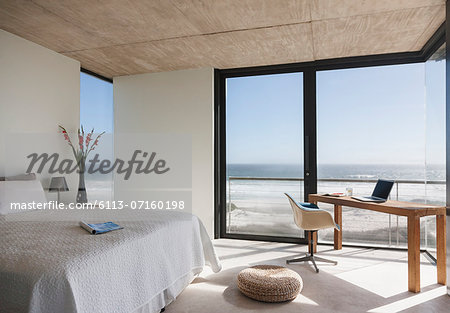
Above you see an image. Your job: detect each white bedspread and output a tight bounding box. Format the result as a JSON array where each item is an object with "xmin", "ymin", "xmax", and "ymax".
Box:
[{"xmin": 0, "ymin": 210, "xmax": 221, "ymax": 313}]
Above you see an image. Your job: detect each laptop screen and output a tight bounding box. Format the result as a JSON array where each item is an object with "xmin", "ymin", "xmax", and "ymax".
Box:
[{"xmin": 371, "ymin": 179, "xmax": 394, "ymax": 200}]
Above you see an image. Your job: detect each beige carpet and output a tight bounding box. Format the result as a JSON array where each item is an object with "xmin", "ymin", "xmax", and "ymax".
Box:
[{"xmin": 165, "ymin": 239, "xmax": 449, "ymax": 313}]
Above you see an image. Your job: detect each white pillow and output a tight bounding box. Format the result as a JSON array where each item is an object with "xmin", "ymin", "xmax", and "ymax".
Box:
[{"xmin": 0, "ymin": 180, "xmax": 47, "ymax": 215}]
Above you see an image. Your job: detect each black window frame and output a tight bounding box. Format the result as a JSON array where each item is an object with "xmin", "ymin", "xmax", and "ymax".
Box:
[{"xmin": 81, "ymin": 68, "xmax": 113, "ymax": 84}]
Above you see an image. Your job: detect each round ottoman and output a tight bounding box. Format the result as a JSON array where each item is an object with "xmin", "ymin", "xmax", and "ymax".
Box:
[{"xmin": 237, "ymin": 265, "xmax": 303, "ymax": 302}]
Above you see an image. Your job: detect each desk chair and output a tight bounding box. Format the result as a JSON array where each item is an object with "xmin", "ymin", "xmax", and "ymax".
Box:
[{"xmin": 285, "ymin": 193, "xmax": 340, "ymax": 273}]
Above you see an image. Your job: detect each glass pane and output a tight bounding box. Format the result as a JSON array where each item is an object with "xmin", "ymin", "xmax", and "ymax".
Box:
[
  {"xmin": 423, "ymin": 43, "xmax": 446, "ymax": 250},
  {"xmin": 316, "ymin": 63, "xmax": 440, "ymax": 248},
  {"xmin": 80, "ymin": 72, "xmax": 114, "ymax": 202},
  {"xmin": 226, "ymin": 73, "xmax": 304, "ymax": 238},
  {"xmin": 425, "ymin": 43, "xmax": 445, "ymax": 202}
]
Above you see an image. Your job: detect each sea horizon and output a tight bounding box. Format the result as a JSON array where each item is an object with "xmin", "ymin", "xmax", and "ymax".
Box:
[{"xmin": 227, "ymin": 163, "xmax": 445, "ymax": 180}]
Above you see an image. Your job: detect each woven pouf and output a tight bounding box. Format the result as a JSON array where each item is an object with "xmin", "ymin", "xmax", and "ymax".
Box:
[{"xmin": 237, "ymin": 265, "xmax": 303, "ymax": 303}]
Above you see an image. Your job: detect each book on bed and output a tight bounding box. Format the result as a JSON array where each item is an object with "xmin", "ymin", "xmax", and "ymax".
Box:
[{"xmin": 79, "ymin": 221, "xmax": 123, "ymax": 235}]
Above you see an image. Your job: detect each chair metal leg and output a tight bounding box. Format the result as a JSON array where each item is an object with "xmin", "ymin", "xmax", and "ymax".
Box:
[
  {"xmin": 314, "ymin": 256, "xmax": 338, "ymax": 265},
  {"xmin": 286, "ymin": 254, "xmax": 320, "ymax": 272},
  {"xmin": 421, "ymin": 249, "xmax": 437, "ymax": 265},
  {"xmin": 286, "ymin": 254, "xmax": 311, "ymax": 264},
  {"xmin": 287, "ymin": 230, "xmax": 337, "ymax": 272},
  {"xmin": 310, "ymin": 257, "xmax": 319, "ymax": 273}
]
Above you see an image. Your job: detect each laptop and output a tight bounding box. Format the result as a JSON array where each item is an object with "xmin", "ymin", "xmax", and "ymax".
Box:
[{"xmin": 351, "ymin": 179, "xmax": 394, "ymax": 203}]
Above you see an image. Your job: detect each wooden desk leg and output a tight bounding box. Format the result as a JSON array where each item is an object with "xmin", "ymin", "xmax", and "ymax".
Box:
[
  {"xmin": 334, "ymin": 205, "xmax": 342, "ymax": 250},
  {"xmin": 436, "ymin": 214, "xmax": 447, "ymax": 285},
  {"xmin": 308, "ymin": 231, "xmax": 317, "ymax": 254},
  {"xmin": 407, "ymin": 215, "xmax": 420, "ymax": 293}
]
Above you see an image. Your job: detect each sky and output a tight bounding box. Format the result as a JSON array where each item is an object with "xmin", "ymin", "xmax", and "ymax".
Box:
[
  {"xmin": 80, "ymin": 73, "xmax": 114, "ymax": 162},
  {"xmin": 78, "ymin": 56, "xmax": 445, "ymax": 167},
  {"xmin": 226, "ymin": 58, "xmax": 445, "ymax": 166},
  {"xmin": 80, "ymin": 72, "xmax": 113, "ymax": 134}
]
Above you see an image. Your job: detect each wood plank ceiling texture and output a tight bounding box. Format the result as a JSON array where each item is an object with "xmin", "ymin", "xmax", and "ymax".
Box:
[{"xmin": 0, "ymin": 0, "xmax": 445, "ymax": 78}]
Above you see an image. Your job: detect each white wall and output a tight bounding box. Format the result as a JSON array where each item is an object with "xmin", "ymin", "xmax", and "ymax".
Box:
[
  {"xmin": 114, "ymin": 68, "xmax": 214, "ymax": 236},
  {"xmin": 0, "ymin": 30, "xmax": 80, "ymax": 202}
]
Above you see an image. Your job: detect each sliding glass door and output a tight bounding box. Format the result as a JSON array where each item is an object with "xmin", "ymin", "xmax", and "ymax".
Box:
[{"xmin": 225, "ymin": 73, "xmax": 305, "ymax": 238}]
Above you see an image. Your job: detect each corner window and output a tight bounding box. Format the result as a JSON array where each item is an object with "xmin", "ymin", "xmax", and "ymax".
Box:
[{"xmin": 80, "ymin": 72, "xmax": 113, "ymax": 201}]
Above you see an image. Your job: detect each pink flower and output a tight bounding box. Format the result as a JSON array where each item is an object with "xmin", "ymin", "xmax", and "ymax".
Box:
[
  {"xmin": 86, "ymin": 133, "xmax": 92, "ymax": 146},
  {"xmin": 78, "ymin": 135, "xmax": 84, "ymax": 149},
  {"xmin": 60, "ymin": 128, "xmax": 72, "ymax": 144}
]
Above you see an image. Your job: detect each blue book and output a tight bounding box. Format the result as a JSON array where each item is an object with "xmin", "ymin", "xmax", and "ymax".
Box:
[{"xmin": 79, "ymin": 221, "xmax": 123, "ymax": 235}]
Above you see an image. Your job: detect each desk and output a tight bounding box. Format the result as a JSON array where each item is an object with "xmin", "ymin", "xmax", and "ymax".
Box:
[{"xmin": 308, "ymin": 194, "xmax": 447, "ymax": 293}]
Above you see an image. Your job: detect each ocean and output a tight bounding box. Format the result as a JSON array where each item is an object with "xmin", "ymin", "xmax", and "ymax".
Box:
[
  {"xmin": 226, "ymin": 163, "xmax": 445, "ymax": 248},
  {"xmin": 228, "ymin": 163, "xmax": 445, "ymax": 180}
]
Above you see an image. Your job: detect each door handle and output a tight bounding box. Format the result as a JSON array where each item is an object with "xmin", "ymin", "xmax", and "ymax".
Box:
[{"xmin": 305, "ymin": 135, "xmax": 310, "ymax": 172}]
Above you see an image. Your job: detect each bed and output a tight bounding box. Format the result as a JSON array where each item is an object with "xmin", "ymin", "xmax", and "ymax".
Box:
[{"xmin": 0, "ymin": 207, "xmax": 221, "ymax": 313}]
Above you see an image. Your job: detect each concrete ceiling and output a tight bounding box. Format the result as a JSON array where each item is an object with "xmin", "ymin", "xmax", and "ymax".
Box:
[{"xmin": 0, "ymin": 0, "xmax": 445, "ymax": 78}]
